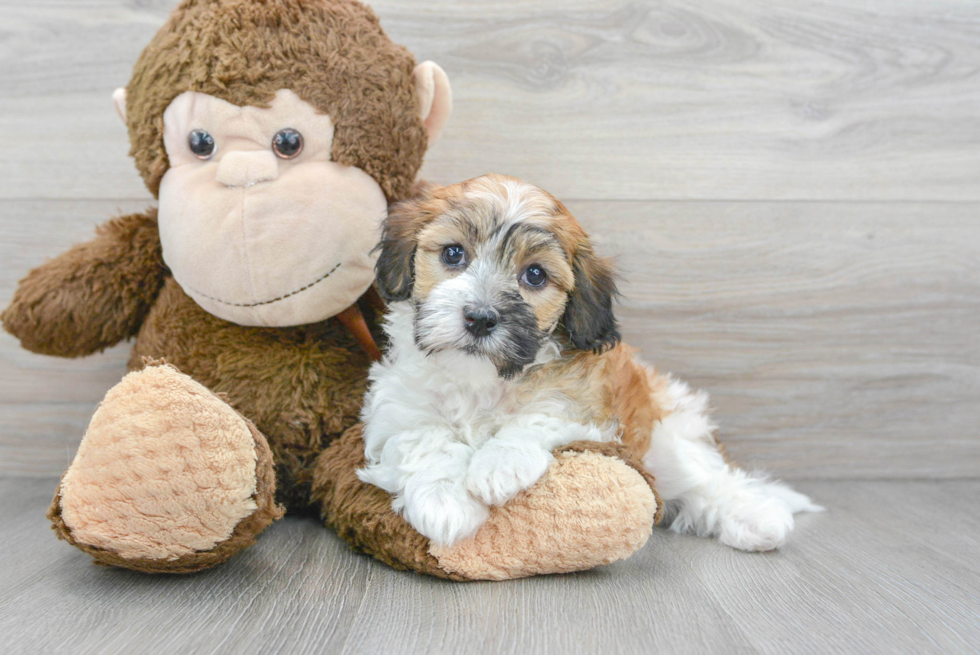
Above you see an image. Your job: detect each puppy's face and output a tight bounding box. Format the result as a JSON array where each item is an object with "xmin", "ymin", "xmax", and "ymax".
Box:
[{"xmin": 377, "ymin": 174, "xmax": 620, "ymax": 378}]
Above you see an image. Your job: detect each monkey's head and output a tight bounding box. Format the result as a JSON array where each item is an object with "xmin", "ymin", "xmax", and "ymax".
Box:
[{"xmin": 115, "ymin": 0, "xmax": 451, "ymax": 327}]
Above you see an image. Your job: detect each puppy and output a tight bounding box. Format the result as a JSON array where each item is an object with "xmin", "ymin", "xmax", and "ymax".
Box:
[{"xmin": 358, "ymin": 174, "xmax": 820, "ymax": 549}]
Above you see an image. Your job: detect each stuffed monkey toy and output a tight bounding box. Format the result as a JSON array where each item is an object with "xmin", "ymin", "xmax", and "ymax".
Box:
[{"xmin": 2, "ymin": 0, "xmax": 660, "ymax": 580}]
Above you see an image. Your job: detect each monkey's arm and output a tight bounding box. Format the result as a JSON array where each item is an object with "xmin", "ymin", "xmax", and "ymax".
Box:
[{"xmin": 1, "ymin": 209, "xmax": 165, "ymax": 358}]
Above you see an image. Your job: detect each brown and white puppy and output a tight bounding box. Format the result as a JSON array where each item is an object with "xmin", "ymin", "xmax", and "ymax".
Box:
[{"xmin": 358, "ymin": 174, "xmax": 820, "ymax": 548}]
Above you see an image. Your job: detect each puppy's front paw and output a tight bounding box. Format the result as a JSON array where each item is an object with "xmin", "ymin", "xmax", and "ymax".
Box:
[
  {"xmin": 717, "ymin": 495, "xmax": 795, "ymax": 552},
  {"xmin": 402, "ymin": 480, "xmax": 489, "ymax": 547},
  {"xmin": 466, "ymin": 444, "xmax": 553, "ymax": 506}
]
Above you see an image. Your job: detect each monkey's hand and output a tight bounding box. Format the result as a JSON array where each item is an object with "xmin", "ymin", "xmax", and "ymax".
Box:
[{"xmin": 1, "ymin": 209, "xmax": 164, "ymax": 358}]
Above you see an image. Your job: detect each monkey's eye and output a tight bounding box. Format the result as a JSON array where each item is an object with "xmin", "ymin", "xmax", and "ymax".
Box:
[
  {"xmin": 442, "ymin": 245, "xmax": 466, "ymax": 267},
  {"xmin": 272, "ymin": 128, "xmax": 304, "ymax": 159},
  {"xmin": 188, "ymin": 129, "xmax": 216, "ymax": 160},
  {"xmin": 522, "ymin": 264, "xmax": 548, "ymax": 288}
]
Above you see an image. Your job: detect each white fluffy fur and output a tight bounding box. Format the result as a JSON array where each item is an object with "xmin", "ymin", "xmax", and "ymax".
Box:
[
  {"xmin": 360, "ymin": 178, "xmax": 820, "ymax": 550},
  {"xmin": 360, "ymin": 304, "xmax": 821, "ymax": 550},
  {"xmin": 358, "ymin": 302, "xmax": 614, "ymax": 546},
  {"xmin": 643, "ymin": 379, "xmax": 822, "ymax": 551}
]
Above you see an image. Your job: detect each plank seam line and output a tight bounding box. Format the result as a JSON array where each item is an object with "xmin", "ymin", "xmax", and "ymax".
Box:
[{"xmin": 2, "ymin": 198, "xmax": 980, "ymax": 205}]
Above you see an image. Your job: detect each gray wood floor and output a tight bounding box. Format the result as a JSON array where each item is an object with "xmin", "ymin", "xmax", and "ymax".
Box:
[
  {"xmin": 1, "ymin": 1, "xmax": 979, "ymax": 654},
  {"xmin": 1, "ymin": 478, "xmax": 978, "ymax": 655}
]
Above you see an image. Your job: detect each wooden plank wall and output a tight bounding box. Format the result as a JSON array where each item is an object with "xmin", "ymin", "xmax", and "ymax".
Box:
[{"xmin": 1, "ymin": 0, "xmax": 978, "ymax": 478}]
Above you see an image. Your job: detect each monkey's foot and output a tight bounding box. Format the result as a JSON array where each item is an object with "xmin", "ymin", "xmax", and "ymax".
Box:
[
  {"xmin": 315, "ymin": 429, "xmax": 661, "ymax": 581},
  {"xmin": 48, "ymin": 364, "xmax": 283, "ymax": 573},
  {"xmin": 431, "ymin": 441, "xmax": 662, "ymax": 580}
]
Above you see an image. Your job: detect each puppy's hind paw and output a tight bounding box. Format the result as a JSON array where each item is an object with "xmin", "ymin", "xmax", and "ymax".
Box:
[
  {"xmin": 717, "ymin": 495, "xmax": 795, "ymax": 552},
  {"xmin": 764, "ymin": 480, "xmax": 824, "ymax": 514}
]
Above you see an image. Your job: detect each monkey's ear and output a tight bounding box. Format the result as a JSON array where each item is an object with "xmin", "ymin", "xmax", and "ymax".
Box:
[
  {"xmin": 112, "ymin": 88, "xmax": 127, "ymax": 124},
  {"xmin": 413, "ymin": 62, "xmax": 452, "ymax": 145},
  {"xmin": 562, "ymin": 250, "xmax": 621, "ymax": 353},
  {"xmin": 375, "ymin": 198, "xmax": 426, "ymax": 302}
]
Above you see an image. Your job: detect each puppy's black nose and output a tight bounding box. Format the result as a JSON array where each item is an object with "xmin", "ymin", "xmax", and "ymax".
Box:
[{"xmin": 463, "ymin": 307, "xmax": 499, "ymax": 338}]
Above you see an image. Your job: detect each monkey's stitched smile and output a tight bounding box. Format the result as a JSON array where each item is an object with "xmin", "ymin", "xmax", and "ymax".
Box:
[
  {"xmin": 157, "ymin": 89, "xmax": 390, "ymax": 328},
  {"xmin": 184, "ymin": 262, "xmax": 342, "ymax": 308}
]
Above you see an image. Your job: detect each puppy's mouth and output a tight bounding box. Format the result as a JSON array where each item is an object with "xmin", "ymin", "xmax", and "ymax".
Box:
[
  {"xmin": 459, "ymin": 334, "xmax": 540, "ymax": 380},
  {"xmin": 413, "ymin": 297, "xmax": 542, "ymax": 379}
]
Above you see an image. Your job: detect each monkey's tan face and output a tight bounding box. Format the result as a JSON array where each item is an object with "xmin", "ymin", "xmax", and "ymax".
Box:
[{"xmin": 158, "ymin": 90, "xmax": 386, "ymax": 327}]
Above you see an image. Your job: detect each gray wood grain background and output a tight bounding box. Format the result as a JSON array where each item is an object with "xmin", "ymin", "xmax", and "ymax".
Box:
[{"xmin": 1, "ymin": 0, "xmax": 978, "ymax": 481}]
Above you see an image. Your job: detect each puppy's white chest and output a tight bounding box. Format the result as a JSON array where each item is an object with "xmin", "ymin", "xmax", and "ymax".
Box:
[{"xmin": 425, "ymin": 352, "xmax": 517, "ymax": 446}]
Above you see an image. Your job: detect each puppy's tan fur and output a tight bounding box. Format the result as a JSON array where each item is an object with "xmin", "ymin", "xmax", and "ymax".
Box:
[
  {"xmin": 386, "ymin": 174, "xmax": 672, "ymax": 463},
  {"xmin": 517, "ymin": 346, "xmax": 670, "ymax": 460},
  {"xmin": 369, "ymin": 174, "xmax": 819, "ymax": 553}
]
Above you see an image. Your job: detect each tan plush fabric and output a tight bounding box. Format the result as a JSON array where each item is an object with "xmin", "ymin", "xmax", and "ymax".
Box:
[
  {"xmin": 158, "ymin": 90, "xmax": 387, "ymax": 327},
  {"xmin": 431, "ymin": 449, "xmax": 659, "ymax": 581},
  {"xmin": 126, "ymin": 0, "xmax": 429, "ymax": 202},
  {"xmin": 48, "ymin": 417, "xmax": 284, "ymax": 574},
  {"xmin": 412, "ymin": 61, "xmax": 452, "ymax": 145},
  {"xmin": 312, "ymin": 428, "xmax": 660, "ymax": 582},
  {"xmin": 312, "ymin": 424, "xmax": 467, "ymax": 580},
  {"xmin": 129, "ymin": 278, "xmax": 375, "ymax": 514},
  {"xmin": 59, "ymin": 365, "xmax": 266, "ymax": 561},
  {"xmin": 2, "ymin": 0, "xmax": 660, "ymax": 579}
]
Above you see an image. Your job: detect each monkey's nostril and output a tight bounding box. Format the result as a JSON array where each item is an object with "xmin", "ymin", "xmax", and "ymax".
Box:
[{"xmin": 463, "ymin": 307, "xmax": 498, "ymax": 338}]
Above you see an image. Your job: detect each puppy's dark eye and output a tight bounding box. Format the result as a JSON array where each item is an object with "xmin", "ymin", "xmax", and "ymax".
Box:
[
  {"xmin": 188, "ymin": 129, "xmax": 216, "ymax": 159},
  {"xmin": 272, "ymin": 128, "xmax": 304, "ymax": 159},
  {"xmin": 442, "ymin": 245, "xmax": 466, "ymax": 267},
  {"xmin": 522, "ymin": 264, "xmax": 548, "ymax": 287}
]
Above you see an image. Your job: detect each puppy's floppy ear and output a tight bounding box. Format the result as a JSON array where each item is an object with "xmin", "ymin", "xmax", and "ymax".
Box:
[
  {"xmin": 562, "ymin": 247, "xmax": 621, "ymax": 352},
  {"xmin": 375, "ymin": 197, "xmax": 426, "ymax": 302}
]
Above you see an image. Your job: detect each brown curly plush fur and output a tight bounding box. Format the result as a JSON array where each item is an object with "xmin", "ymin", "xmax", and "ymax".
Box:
[
  {"xmin": 1, "ymin": 0, "xmax": 661, "ymax": 578},
  {"xmin": 312, "ymin": 429, "xmax": 662, "ymax": 581},
  {"xmin": 2, "ymin": 0, "xmax": 419, "ymax": 512},
  {"xmin": 127, "ymin": 0, "xmax": 428, "ymax": 201},
  {"xmin": 0, "ymin": 0, "xmax": 411, "ymax": 556},
  {"xmin": 131, "ymin": 276, "xmax": 379, "ymax": 514},
  {"xmin": 312, "ymin": 424, "xmax": 466, "ymax": 580},
  {"xmin": 0, "ymin": 210, "xmax": 164, "ymax": 358},
  {"xmin": 6, "ymin": 213, "xmax": 660, "ymax": 575}
]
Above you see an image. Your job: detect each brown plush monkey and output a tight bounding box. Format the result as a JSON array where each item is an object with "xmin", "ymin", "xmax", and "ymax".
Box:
[{"xmin": 2, "ymin": 0, "xmax": 659, "ymax": 579}]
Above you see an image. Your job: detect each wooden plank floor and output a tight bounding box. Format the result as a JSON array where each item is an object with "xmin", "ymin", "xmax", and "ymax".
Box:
[{"xmin": 1, "ymin": 478, "xmax": 978, "ymax": 655}]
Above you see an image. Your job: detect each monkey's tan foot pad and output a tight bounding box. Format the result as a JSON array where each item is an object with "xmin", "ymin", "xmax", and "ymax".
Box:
[
  {"xmin": 430, "ymin": 441, "xmax": 663, "ymax": 580},
  {"xmin": 47, "ymin": 364, "xmax": 283, "ymax": 573},
  {"xmin": 315, "ymin": 426, "xmax": 661, "ymax": 581}
]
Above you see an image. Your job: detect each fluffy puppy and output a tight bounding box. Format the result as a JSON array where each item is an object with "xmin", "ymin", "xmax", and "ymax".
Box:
[{"xmin": 358, "ymin": 174, "xmax": 820, "ymax": 549}]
